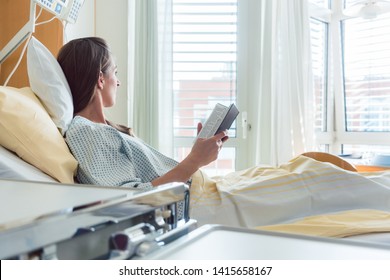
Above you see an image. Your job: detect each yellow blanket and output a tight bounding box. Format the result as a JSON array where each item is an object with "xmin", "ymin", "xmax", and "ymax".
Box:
[
  {"xmin": 189, "ymin": 156, "xmax": 390, "ymax": 238},
  {"xmin": 257, "ymin": 209, "xmax": 390, "ymax": 238}
]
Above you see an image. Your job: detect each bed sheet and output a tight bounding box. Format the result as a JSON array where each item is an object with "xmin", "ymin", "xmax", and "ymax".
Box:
[
  {"xmin": 0, "ymin": 145, "xmax": 56, "ymax": 183},
  {"xmin": 189, "ymin": 156, "xmax": 390, "ymax": 242}
]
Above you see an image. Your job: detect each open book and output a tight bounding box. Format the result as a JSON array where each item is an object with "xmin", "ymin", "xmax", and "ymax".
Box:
[{"xmin": 197, "ymin": 103, "xmax": 240, "ymax": 139}]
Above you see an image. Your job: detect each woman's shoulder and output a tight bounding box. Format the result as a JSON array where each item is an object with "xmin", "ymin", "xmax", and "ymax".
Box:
[
  {"xmin": 65, "ymin": 116, "xmax": 126, "ymax": 152},
  {"xmin": 66, "ymin": 116, "xmax": 118, "ymax": 138}
]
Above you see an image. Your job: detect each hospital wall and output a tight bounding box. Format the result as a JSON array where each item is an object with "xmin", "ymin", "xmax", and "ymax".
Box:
[
  {"xmin": 0, "ymin": 0, "xmax": 130, "ymax": 126},
  {"xmin": 0, "ymin": 0, "xmax": 64, "ymax": 87}
]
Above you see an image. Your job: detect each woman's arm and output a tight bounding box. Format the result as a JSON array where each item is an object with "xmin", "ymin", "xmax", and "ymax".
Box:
[{"xmin": 151, "ymin": 129, "xmax": 227, "ymax": 186}]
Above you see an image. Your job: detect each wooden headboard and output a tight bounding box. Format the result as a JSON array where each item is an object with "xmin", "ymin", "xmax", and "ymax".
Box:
[{"xmin": 0, "ymin": 0, "xmax": 63, "ymax": 87}]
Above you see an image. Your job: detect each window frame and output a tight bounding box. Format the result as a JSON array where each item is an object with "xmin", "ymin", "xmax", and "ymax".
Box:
[
  {"xmin": 309, "ymin": 2, "xmax": 333, "ymax": 150},
  {"xmin": 311, "ymin": 0, "xmax": 390, "ymax": 155}
]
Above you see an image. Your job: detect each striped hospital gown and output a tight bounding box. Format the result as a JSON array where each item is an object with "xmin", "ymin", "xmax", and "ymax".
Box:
[{"xmin": 65, "ymin": 116, "xmax": 179, "ymax": 190}]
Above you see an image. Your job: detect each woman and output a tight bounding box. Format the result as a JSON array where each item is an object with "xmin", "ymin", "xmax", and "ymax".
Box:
[
  {"xmin": 58, "ymin": 37, "xmax": 390, "ymax": 237},
  {"xmin": 58, "ymin": 37, "xmax": 227, "ymax": 190}
]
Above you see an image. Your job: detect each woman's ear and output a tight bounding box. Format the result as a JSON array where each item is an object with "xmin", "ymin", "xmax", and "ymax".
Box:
[{"xmin": 97, "ymin": 71, "xmax": 104, "ymax": 89}]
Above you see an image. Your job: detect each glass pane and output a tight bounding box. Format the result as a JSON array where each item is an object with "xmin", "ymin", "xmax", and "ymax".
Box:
[
  {"xmin": 172, "ymin": 0, "xmax": 238, "ymax": 138},
  {"xmin": 310, "ymin": 18, "xmax": 328, "ymax": 132},
  {"xmin": 172, "ymin": 0, "xmax": 238, "ymax": 174},
  {"xmin": 343, "ymin": 15, "xmax": 390, "ymax": 132}
]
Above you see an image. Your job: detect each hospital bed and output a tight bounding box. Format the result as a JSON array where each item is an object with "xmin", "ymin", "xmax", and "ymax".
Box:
[
  {"xmin": 1, "ymin": 37, "xmax": 390, "ymax": 259},
  {"xmin": 2, "ymin": 129, "xmax": 390, "ymax": 260}
]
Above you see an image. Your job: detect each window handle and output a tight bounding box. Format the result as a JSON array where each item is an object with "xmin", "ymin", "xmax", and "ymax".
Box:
[{"xmin": 242, "ymin": 111, "xmax": 248, "ymax": 139}]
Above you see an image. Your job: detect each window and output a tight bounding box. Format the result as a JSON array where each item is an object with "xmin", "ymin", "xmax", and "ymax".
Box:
[
  {"xmin": 342, "ymin": 15, "xmax": 390, "ymax": 132},
  {"xmin": 339, "ymin": 0, "xmax": 390, "ymax": 163},
  {"xmin": 171, "ymin": 0, "xmax": 238, "ymax": 175},
  {"xmin": 308, "ymin": 0, "xmax": 390, "ymax": 164}
]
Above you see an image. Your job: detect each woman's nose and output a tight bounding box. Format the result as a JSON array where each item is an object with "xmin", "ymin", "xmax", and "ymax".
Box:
[{"xmin": 117, "ymin": 79, "xmax": 121, "ymax": 86}]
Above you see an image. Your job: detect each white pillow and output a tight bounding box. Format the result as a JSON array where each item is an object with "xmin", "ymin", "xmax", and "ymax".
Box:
[{"xmin": 27, "ymin": 36, "xmax": 73, "ymax": 135}]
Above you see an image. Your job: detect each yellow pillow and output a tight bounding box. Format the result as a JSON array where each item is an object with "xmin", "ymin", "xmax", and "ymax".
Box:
[{"xmin": 0, "ymin": 86, "xmax": 78, "ymax": 183}]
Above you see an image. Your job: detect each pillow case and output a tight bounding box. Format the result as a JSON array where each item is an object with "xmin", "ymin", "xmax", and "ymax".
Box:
[
  {"xmin": 0, "ymin": 145, "xmax": 57, "ymax": 183},
  {"xmin": 27, "ymin": 36, "xmax": 73, "ymax": 136},
  {"xmin": 0, "ymin": 86, "xmax": 78, "ymax": 183}
]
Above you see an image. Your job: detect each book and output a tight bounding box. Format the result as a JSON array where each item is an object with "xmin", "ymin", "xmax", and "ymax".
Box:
[{"xmin": 197, "ymin": 103, "xmax": 240, "ymax": 139}]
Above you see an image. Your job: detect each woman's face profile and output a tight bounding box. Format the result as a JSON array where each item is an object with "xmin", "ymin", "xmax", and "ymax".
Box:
[{"xmin": 101, "ymin": 57, "xmax": 120, "ymax": 108}]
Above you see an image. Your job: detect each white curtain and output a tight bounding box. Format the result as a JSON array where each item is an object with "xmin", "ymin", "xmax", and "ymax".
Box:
[
  {"xmin": 156, "ymin": 0, "xmax": 174, "ymax": 156},
  {"xmin": 132, "ymin": 0, "xmax": 173, "ymax": 155},
  {"xmin": 133, "ymin": 0, "xmax": 158, "ymax": 147},
  {"xmin": 254, "ymin": 0, "xmax": 315, "ymax": 166}
]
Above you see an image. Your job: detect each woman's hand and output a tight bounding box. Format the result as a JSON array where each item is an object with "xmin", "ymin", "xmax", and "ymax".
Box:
[
  {"xmin": 189, "ymin": 123, "xmax": 229, "ymax": 169},
  {"xmin": 150, "ymin": 123, "xmax": 229, "ymax": 187},
  {"xmin": 197, "ymin": 122, "xmax": 229, "ymax": 143}
]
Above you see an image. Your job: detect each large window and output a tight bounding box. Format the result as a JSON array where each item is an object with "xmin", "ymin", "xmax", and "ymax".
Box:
[
  {"xmin": 161, "ymin": 0, "xmax": 390, "ymax": 169},
  {"xmin": 340, "ymin": 3, "xmax": 390, "ymax": 162},
  {"xmin": 172, "ymin": 0, "xmax": 238, "ymax": 175},
  {"xmin": 309, "ymin": 0, "xmax": 390, "ymax": 164},
  {"xmin": 343, "ymin": 15, "xmax": 390, "ymax": 132}
]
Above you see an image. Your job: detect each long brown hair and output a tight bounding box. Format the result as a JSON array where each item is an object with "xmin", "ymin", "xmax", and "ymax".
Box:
[{"xmin": 57, "ymin": 37, "xmax": 111, "ymax": 115}]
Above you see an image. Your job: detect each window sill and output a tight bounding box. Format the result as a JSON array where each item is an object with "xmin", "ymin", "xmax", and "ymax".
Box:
[{"xmin": 355, "ymin": 165, "xmax": 390, "ymax": 172}]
